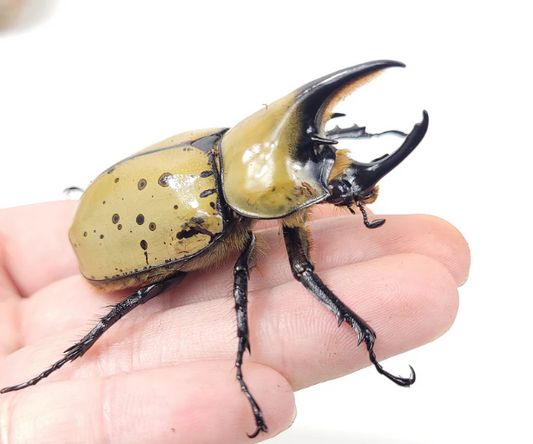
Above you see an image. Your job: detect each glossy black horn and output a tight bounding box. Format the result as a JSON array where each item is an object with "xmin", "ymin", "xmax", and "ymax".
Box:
[
  {"xmin": 349, "ymin": 111, "xmax": 429, "ymax": 195},
  {"xmin": 293, "ymin": 60, "xmax": 406, "ymax": 136}
]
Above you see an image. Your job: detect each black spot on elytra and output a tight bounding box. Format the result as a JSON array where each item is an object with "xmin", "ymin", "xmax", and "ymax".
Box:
[
  {"xmin": 100, "ymin": 234, "xmax": 104, "ymax": 239},
  {"xmin": 83, "ymin": 231, "xmax": 87, "ymax": 237},
  {"xmin": 138, "ymin": 179, "xmax": 147, "ymax": 190},
  {"xmin": 200, "ymin": 189, "xmax": 216, "ymax": 198},
  {"xmin": 136, "ymin": 214, "xmax": 145, "ymax": 225},
  {"xmin": 112, "ymin": 214, "xmax": 120, "ymax": 224},
  {"xmin": 209, "ymin": 202, "xmax": 215, "ymax": 209},
  {"xmin": 114, "ymin": 177, "xmax": 120, "ymax": 183},
  {"xmin": 103, "ymin": 201, "xmax": 106, "ymax": 204},
  {"xmin": 173, "ymin": 205, "xmax": 178, "ymax": 210},
  {"xmin": 200, "ymin": 170, "xmax": 213, "ymax": 178},
  {"xmin": 118, "ymin": 224, "xmax": 122, "ymax": 230},
  {"xmin": 140, "ymin": 240, "xmax": 148, "ymax": 250},
  {"xmin": 176, "ymin": 224, "xmax": 214, "ymax": 241},
  {"xmin": 149, "ymin": 222, "xmax": 156, "ymax": 231},
  {"xmin": 158, "ymin": 173, "xmax": 172, "ymax": 187}
]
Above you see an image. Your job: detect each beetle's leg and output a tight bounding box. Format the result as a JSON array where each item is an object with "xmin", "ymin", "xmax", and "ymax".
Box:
[
  {"xmin": 0, "ymin": 272, "xmax": 187, "ymax": 394},
  {"xmin": 233, "ymin": 231, "xmax": 268, "ymax": 438},
  {"xmin": 282, "ymin": 225, "xmax": 415, "ymax": 387}
]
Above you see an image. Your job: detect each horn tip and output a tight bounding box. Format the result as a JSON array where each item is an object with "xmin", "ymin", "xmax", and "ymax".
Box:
[
  {"xmin": 364, "ymin": 59, "xmax": 406, "ymax": 70},
  {"xmin": 419, "ymin": 110, "xmax": 429, "ymax": 129}
]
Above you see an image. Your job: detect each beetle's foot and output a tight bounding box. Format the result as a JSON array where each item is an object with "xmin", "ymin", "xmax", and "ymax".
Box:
[
  {"xmin": 0, "ymin": 339, "xmax": 90, "ymax": 394},
  {"xmin": 1, "ymin": 354, "xmax": 73, "ymax": 394},
  {"xmin": 363, "ymin": 330, "xmax": 416, "ymax": 387},
  {"xmin": 336, "ymin": 312, "xmax": 415, "ymax": 387},
  {"xmin": 247, "ymin": 420, "xmax": 269, "ymax": 439}
]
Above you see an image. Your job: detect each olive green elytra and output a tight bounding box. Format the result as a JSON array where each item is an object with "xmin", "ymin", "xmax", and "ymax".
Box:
[
  {"xmin": 1, "ymin": 60, "xmax": 429, "ymax": 439},
  {"xmin": 69, "ymin": 128, "xmax": 226, "ymax": 283}
]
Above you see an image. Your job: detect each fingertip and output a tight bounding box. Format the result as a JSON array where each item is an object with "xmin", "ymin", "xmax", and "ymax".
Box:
[{"xmin": 405, "ymin": 214, "xmax": 471, "ymax": 287}]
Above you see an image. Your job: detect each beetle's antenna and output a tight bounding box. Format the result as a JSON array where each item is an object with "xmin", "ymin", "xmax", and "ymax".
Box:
[{"xmin": 350, "ymin": 201, "xmax": 386, "ymax": 229}]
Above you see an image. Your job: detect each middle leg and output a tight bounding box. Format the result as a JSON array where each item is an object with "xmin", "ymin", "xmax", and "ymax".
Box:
[{"xmin": 232, "ymin": 231, "xmax": 268, "ymax": 438}]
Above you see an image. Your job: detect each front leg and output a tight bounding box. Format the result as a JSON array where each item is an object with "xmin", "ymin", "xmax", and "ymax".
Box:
[{"xmin": 282, "ymin": 225, "xmax": 415, "ymax": 387}]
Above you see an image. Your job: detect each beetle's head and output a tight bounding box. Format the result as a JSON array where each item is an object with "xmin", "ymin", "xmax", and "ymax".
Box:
[
  {"xmin": 220, "ymin": 60, "xmax": 428, "ymax": 220},
  {"xmin": 326, "ymin": 111, "xmax": 429, "ymax": 208}
]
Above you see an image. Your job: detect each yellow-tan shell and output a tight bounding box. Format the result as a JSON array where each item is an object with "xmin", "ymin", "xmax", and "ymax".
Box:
[
  {"xmin": 69, "ymin": 129, "xmax": 226, "ymax": 283},
  {"xmin": 220, "ymin": 92, "xmax": 330, "ymax": 219}
]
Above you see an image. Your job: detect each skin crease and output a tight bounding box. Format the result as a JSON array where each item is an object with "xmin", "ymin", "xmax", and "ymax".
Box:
[{"xmin": 0, "ymin": 200, "xmax": 470, "ymax": 444}]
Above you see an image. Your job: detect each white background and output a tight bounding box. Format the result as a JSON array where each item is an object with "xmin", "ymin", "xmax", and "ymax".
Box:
[{"xmin": 1, "ymin": 1, "xmax": 531, "ymax": 443}]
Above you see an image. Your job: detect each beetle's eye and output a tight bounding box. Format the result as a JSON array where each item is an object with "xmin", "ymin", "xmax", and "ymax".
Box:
[{"xmin": 327, "ymin": 179, "xmax": 351, "ymax": 205}]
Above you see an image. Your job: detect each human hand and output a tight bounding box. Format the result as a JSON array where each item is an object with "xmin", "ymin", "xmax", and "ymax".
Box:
[{"xmin": 0, "ymin": 201, "xmax": 469, "ymax": 443}]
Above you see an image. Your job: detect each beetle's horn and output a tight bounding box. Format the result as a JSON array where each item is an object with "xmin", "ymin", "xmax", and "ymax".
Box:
[
  {"xmin": 349, "ymin": 111, "xmax": 429, "ymax": 195},
  {"xmin": 219, "ymin": 61, "xmax": 412, "ymax": 219},
  {"xmin": 295, "ymin": 60, "xmax": 406, "ymax": 137}
]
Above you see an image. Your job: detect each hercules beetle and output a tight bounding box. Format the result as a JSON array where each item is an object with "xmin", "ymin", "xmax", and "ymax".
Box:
[{"xmin": 1, "ymin": 60, "xmax": 428, "ymax": 438}]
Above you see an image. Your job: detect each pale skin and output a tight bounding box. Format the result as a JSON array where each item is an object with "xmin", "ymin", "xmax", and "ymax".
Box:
[{"xmin": 0, "ymin": 200, "xmax": 470, "ymax": 444}]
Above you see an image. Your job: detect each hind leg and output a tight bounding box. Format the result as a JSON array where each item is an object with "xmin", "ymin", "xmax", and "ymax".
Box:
[{"xmin": 1, "ymin": 272, "xmax": 187, "ymax": 393}]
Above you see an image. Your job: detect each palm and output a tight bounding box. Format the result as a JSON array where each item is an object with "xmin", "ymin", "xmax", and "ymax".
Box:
[{"xmin": 0, "ymin": 201, "xmax": 469, "ymax": 443}]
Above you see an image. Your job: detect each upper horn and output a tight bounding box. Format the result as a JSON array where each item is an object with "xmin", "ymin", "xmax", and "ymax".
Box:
[{"xmin": 294, "ymin": 60, "xmax": 406, "ymax": 138}]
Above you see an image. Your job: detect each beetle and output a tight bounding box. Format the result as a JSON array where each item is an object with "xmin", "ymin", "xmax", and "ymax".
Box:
[{"xmin": 1, "ymin": 60, "xmax": 428, "ymax": 438}]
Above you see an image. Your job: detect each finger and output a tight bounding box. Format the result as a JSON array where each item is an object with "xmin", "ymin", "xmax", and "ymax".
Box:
[
  {"xmin": 17, "ymin": 212, "xmax": 469, "ymax": 346},
  {"xmin": 2, "ymin": 253, "xmax": 458, "ymax": 393},
  {"xmin": 0, "ymin": 200, "xmax": 345, "ymax": 297},
  {"xmin": 254, "ymin": 204, "xmax": 348, "ymax": 230},
  {"xmin": 303, "ymin": 213, "xmax": 470, "ymax": 287},
  {"xmin": 0, "ymin": 201, "xmax": 79, "ymax": 297},
  {"xmin": 0, "ymin": 360, "xmax": 295, "ymax": 444},
  {"xmin": 0, "ymin": 299, "xmax": 20, "ymax": 356}
]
